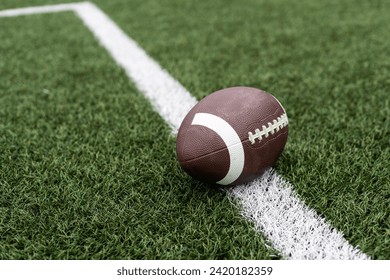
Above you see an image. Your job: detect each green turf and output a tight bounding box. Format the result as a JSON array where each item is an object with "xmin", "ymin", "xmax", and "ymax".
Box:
[
  {"xmin": 96, "ymin": 0, "xmax": 389, "ymax": 259},
  {"xmin": 0, "ymin": 0, "xmax": 389, "ymax": 259},
  {"xmin": 0, "ymin": 11, "xmax": 279, "ymax": 259}
]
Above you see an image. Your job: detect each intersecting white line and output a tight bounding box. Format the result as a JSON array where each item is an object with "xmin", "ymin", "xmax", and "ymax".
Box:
[{"xmin": 0, "ymin": 1, "xmax": 369, "ymax": 259}]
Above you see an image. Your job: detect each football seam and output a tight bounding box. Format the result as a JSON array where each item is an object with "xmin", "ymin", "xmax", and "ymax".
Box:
[
  {"xmin": 179, "ymin": 141, "xmax": 243, "ymax": 164},
  {"xmin": 248, "ymin": 113, "xmax": 288, "ymax": 144},
  {"xmin": 179, "ymin": 130, "xmax": 287, "ymax": 164},
  {"xmin": 245, "ymin": 127, "xmax": 288, "ymax": 150}
]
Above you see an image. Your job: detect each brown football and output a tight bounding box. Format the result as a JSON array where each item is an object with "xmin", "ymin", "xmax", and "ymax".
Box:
[{"xmin": 176, "ymin": 86, "xmax": 288, "ymax": 186}]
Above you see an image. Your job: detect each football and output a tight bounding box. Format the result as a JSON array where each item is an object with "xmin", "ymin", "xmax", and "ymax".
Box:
[{"xmin": 176, "ymin": 86, "xmax": 288, "ymax": 186}]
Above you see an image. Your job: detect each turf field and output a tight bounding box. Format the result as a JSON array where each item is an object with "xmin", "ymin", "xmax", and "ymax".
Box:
[{"xmin": 0, "ymin": 0, "xmax": 389, "ymax": 260}]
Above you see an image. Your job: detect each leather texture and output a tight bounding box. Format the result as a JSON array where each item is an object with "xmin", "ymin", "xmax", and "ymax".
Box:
[{"xmin": 176, "ymin": 86, "xmax": 288, "ymax": 186}]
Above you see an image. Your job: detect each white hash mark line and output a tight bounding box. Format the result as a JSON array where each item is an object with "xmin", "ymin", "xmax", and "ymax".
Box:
[{"xmin": 0, "ymin": 1, "xmax": 369, "ymax": 260}]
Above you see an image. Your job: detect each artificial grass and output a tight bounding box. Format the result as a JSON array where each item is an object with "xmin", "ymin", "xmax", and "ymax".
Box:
[
  {"xmin": 0, "ymin": 0, "xmax": 389, "ymax": 259},
  {"xmin": 0, "ymin": 11, "xmax": 279, "ymax": 259},
  {"xmin": 92, "ymin": 0, "xmax": 389, "ymax": 258}
]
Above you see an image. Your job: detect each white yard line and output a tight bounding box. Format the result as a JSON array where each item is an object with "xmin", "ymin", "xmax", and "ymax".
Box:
[
  {"xmin": 228, "ymin": 170, "xmax": 369, "ymax": 259},
  {"xmin": 0, "ymin": 2, "xmax": 78, "ymax": 16},
  {"xmin": 0, "ymin": 1, "xmax": 369, "ymax": 259}
]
